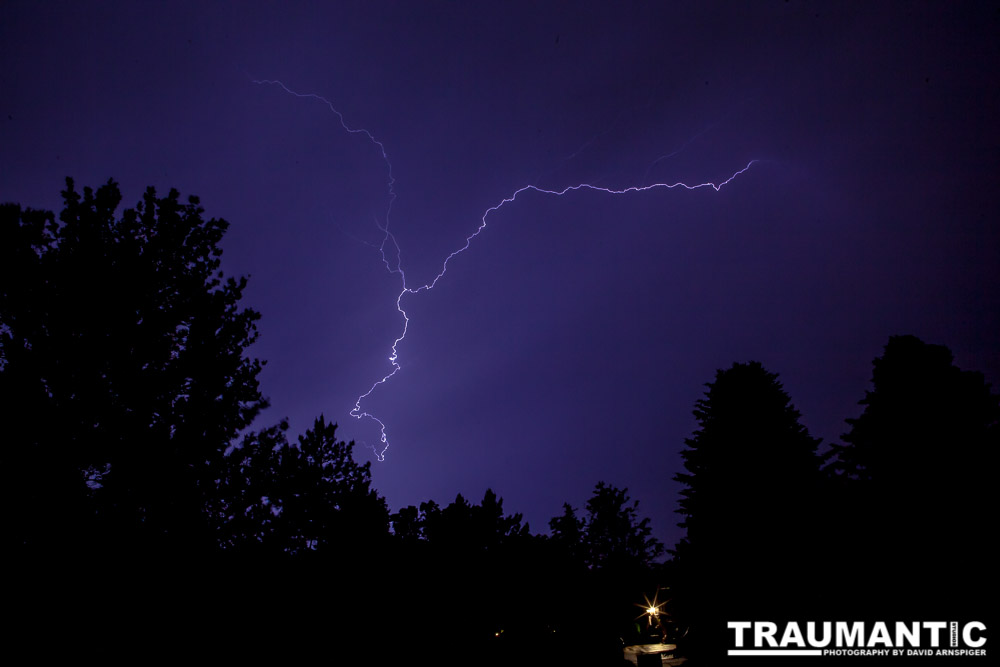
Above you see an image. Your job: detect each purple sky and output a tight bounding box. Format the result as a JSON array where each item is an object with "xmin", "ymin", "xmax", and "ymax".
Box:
[{"xmin": 3, "ymin": 2, "xmax": 998, "ymax": 550}]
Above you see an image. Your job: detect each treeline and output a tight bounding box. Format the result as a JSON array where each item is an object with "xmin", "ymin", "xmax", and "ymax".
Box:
[
  {"xmin": 0, "ymin": 181, "xmax": 664, "ymax": 662},
  {"xmin": 2, "ymin": 181, "xmax": 996, "ymax": 663},
  {"xmin": 671, "ymin": 349, "xmax": 997, "ymax": 662}
]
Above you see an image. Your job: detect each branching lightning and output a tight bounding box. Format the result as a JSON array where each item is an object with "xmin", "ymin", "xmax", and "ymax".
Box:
[{"xmin": 253, "ymin": 79, "xmax": 757, "ymax": 461}]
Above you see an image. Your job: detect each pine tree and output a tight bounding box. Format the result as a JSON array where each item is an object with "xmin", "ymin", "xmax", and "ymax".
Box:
[
  {"xmin": 824, "ymin": 336, "xmax": 998, "ymax": 609},
  {"xmin": 672, "ymin": 361, "xmax": 822, "ymax": 656},
  {"xmin": 675, "ymin": 361, "xmax": 821, "ymax": 563}
]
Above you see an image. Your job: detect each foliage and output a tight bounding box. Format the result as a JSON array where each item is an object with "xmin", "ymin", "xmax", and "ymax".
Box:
[
  {"xmin": 826, "ymin": 335, "xmax": 998, "ymax": 492},
  {"xmin": 391, "ymin": 488, "xmax": 530, "ymax": 550},
  {"xmin": 674, "ymin": 361, "xmax": 821, "ymax": 555},
  {"xmin": 822, "ymin": 335, "xmax": 998, "ymax": 605},
  {"xmin": 0, "ymin": 179, "xmax": 266, "ymax": 549},
  {"xmin": 548, "ymin": 502, "xmax": 585, "ymax": 563},
  {"xmin": 670, "ymin": 361, "xmax": 823, "ymax": 659},
  {"xmin": 583, "ymin": 482, "xmax": 663, "ymax": 569},
  {"xmin": 546, "ymin": 483, "xmax": 663, "ymax": 571},
  {"xmin": 211, "ymin": 415, "xmax": 389, "ymax": 555}
]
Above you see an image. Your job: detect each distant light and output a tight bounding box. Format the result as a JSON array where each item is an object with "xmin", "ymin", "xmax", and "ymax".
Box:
[{"xmin": 636, "ymin": 590, "xmax": 670, "ymax": 624}]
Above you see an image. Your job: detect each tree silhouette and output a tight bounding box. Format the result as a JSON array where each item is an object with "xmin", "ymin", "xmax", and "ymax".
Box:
[
  {"xmin": 211, "ymin": 415, "xmax": 389, "ymax": 556},
  {"xmin": 200, "ymin": 417, "xmax": 391, "ymax": 657},
  {"xmin": 539, "ymin": 483, "xmax": 666, "ymax": 659},
  {"xmin": 675, "ymin": 361, "xmax": 821, "ymax": 559},
  {"xmin": 824, "ymin": 335, "xmax": 998, "ymax": 612},
  {"xmin": 827, "ymin": 335, "xmax": 997, "ymax": 495},
  {"xmin": 583, "ymin": 481, "xmax": 663, "ymax": 570},
  {"xmin": 0, "ymin": 179, "xmax": 266, "ymax": 553},
  {"xmin": 393, "ymin": 489, "xmax": 530, "ymax": 551},
  {"xmin": 384, "ymin": 490, "xmax": 544, "ymax": 656},
  {"xmin": 390, "ymin": 503, "xmax": 422, "ymax": 543},
  {"xmin": 545, "ymin": 484, "xmax": 662, "ymax": 572},
  {"xmin": 548, "ymin": 502, "xmax": 586, "ymax": 564},
  {"xmin": 673, "ymin": 361, "xmax": 822, "ymax": 657}
]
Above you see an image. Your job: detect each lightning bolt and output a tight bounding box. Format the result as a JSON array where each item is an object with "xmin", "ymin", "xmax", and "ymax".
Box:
[{"xmin": 252, "ymin": 79, "xmax": 757, "ymax": 461}]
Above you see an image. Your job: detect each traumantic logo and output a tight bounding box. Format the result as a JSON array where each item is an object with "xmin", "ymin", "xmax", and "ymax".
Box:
[{"xmin": 727, "ymin": 621, "xmax": 988, "ymax": 658}]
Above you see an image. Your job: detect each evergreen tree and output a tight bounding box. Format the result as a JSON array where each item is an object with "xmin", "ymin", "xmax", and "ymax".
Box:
[
  {"xmin": 824, "ymin": 336, "xmax": 998, "ymax": 611},
  {"xmin": 673, "ymin": 362, "xmax": 822, "ymax": 658},
  {"xmin": 675, "ymin": 361, "xmax": 821, "ymax": 564},
  {"xmin": 827, "ymin": 335, "xmax": 997, "ymax": 501}
]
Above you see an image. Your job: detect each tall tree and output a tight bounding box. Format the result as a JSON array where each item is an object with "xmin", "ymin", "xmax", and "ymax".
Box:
[
  {"xmin": 672, "ymin": 361, "xmax": 822, "ymax": 657},
  {"xmin": 824, "ymin": 335, "xmax": 998, "ymax": 609},
  {"xmin": 0, "ymin": 179, "xmax": 266, "ymax": 551},
  {"xmin": 827, "ymin": 335, "xmax": 997, "ymax": 497},
  {"xmin": 675, "ymin": 361, "xmax": 821, "ymax": 562}
]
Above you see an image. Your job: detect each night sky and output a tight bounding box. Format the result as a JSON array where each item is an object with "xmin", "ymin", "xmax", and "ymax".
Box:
[{"xmin": 3, "ymin": 1, "xmax": 998, "ymax": 550}]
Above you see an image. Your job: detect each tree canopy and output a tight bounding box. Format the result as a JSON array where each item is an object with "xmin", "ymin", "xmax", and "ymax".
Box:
[
  {"xmin": 212, "ymin": 415, "xmax": 389, "ymax": 556},
  {"xmin": 671, "ymin": 361, "xmax": 823, "ymax": 656},
  {"xmin": 823, "ymin": 335, "xmax": 998, "ymax": 610},
  {"xmin": 675, "ymin": 361, "xmax": 821, "ymax": 555},
  {"xmin": 391, "ymin": 488, "xmax": 531, "ymax": 551},
  {"xmin": 0, "ymin": 179, "xmax": 266, "ymax": 551},
  {"xmin": 2, "ymin": 178, "xmax": 669, "ymax": 663},
  {"xmin": 11, "ymin": 181, "xmax": 994, "ymax": 662},
  {"xmin": 827, "ymin": 335, "xmax": 998, "ymax": 495},
  {"xmin": 583, "ymin": 482, "xmax": 664, "ymax": 570}
]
